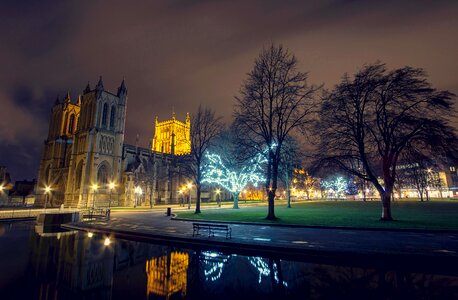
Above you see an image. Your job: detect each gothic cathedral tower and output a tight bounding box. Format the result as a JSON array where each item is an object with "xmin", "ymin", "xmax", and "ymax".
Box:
[
  {"xmin": 64, "ymin": 77, "xmax": 127, "ymax": 208},
  {"xmin": 36, "ymin": 92, "xmax": 80, "ymax": 206}
]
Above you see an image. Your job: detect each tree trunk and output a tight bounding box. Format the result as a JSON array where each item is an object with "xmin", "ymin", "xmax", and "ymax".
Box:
[
  {"xmin": 233, "ymin": 192, "xmax": 240, "ymax": 209},
  {"xmin": 381, "ymin": 192, "xmax": 393, "ymax": 221},
  {"xmin": 287, "ymin": 190, "xmax": 291, "ymax": 208},
  {"xmin": 266, "ymin": 190, "xmax": 276, "ymax": 220},
  {"xmin": 195, "ymin": 184, "xmax": 201, "ymax": 214}
]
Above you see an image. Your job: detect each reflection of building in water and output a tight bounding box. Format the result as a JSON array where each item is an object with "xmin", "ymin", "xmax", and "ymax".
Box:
[
  {"xmin": 146, "ymin": 251, "xmax": 189, "ymax": 299},
  {"xmin": 29, "ymin": 230, "xmax": 115, "ymax": 299}
]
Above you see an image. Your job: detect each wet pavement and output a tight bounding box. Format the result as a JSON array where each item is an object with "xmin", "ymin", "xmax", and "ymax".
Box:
[{"xmin": 64, "ymin": 209, "xmax": 458, "ymax": 275}]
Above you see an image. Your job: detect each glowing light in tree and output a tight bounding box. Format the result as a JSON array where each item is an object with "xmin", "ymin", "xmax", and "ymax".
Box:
[
  {"xmin": 202, "ymin": 150, "xmax": 267, "ymax": 209},
  {"xmin": 321, "ymin": 176, "xmax": 348, "ymax": 199}
]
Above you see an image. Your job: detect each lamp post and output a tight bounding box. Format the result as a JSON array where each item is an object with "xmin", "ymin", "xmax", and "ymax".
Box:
[
  {"xmin": 215, "ymin": 188, "xmax": 221, "ymax": 207},
  {"xmin": 44, "ymin": 186, "xmax": 51, "ymax": 211},
  {"xmin": 108, "ymin": 182, "xmax": 116, "ymax": 209},
  {"xmin": 134, "ymin": 186, "xmax": 143, "ymax": 208},
  {"xmin": 187, "ymin": 183, "xmax": 193, "ymax": 209},
  {"xmin": 92, "ymin": 184, "xmax": 98, "ymax": 210},
  {"xmin": 178, "ymin": 189, "xmax": 184, "ymax": 207}
]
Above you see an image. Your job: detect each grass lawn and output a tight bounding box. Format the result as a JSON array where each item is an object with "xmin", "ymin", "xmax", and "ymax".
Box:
[{"xmin": 175, "ymin": 200, "xmax": 458, "ymax": 230}]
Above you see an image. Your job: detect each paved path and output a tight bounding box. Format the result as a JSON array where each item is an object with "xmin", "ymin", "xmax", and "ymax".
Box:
[{"xmin": 64, "ymin": 210, "xmax": 458, "ymax": 275}]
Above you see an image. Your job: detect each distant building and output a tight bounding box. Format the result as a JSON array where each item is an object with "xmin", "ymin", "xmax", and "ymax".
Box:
[
  {"xmin": 9, "ymin": 179, "xmax": 36, "ymax": 205},
  {"xmin": 35, "ymin": 78, "xmax": 192, "ymax": 208},
  {"xmin": 0, "ymin": 166, "xmax": 12, "ymax": 205},
  {"xmin": 152, "ymin": 113, "xmax": 191, "ymax": 155}
]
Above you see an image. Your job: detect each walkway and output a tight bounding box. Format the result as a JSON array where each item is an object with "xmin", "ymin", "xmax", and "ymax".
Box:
[{"xmin": 63, "ymin": 209, "xmax": 458, "ymax": 276}]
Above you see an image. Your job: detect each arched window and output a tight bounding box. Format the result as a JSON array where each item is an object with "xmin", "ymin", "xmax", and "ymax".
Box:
[
  {"xmin": 75, "ymin": 161, "xmax": 83, "ymax": 191},
  {"xmin": 97, "ymin": 164, "xmax": 109, "ymax": 185},
  {"xmin": 102, "ymin": 103, "xmax": 108, "ymax": 128},
  {"xmin": 45, "ymin": 165, "xmax": 51, "ymax": 184},
  {"xmin": 68, "ymin": 114, "xmax": 75, "ymax": 134},
  {"xmin": 63, "ymin": 112, "xmax": 69, "ymax": 135},
  {"xmin": 109, "ymin": 106, "xmax": 116, "ymax": 129}
]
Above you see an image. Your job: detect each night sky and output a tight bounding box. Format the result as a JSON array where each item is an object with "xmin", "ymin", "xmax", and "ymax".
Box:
[{"xmin": 0, "ymin": 0, "xmax": 457, "ymax": 181}]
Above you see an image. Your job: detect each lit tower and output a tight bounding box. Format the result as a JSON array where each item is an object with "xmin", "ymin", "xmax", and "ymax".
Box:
[{"xmin": 152, "ymin": 112, "xmax": 191, "ymax": 155}]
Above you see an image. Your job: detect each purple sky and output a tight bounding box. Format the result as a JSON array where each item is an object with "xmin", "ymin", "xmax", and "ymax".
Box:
[{"xmin": 0, "ymin": 0, "xmax": 457, "ymax": 180}]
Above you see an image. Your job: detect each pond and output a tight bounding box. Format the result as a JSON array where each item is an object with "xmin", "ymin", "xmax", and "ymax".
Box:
[{"xmin": 0, "ymin": 221, "xmax": 457, "ymax": 299}]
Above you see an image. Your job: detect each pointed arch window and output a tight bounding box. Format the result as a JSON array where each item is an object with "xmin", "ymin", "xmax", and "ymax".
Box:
[
  {"xmin": 75, "ymin": 162, "xmax": 83, "ymax": 191},
  {"xmin": 63, "ymin": 112, "xmax": 69, "ymax": 135},
  {"xmin": 102, "ymin": 103, "xmax": 108, "ymax": 128},
  {"xmin": 68, "ymin": 114, "xmax": 75, "ymax": 134},
  {"xmin": 97, "ymin": 164, "xmax": 109, "ymax": 185},
  {"xmin": 109, "ymin": 106, "xmax": 116, "ymax": 129}
]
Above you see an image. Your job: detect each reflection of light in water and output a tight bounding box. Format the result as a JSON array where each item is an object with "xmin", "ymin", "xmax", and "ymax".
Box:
[
  {"xmin": 201, "ymin": 251, "xmax": 232, "ymax": 282},
  {"xmin": 248, "ymin": 257, "xmax": 288, "ymax": 287}
]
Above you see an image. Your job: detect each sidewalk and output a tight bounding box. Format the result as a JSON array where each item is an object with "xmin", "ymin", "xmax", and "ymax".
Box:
[{"xmin": 63, "ymin": 210, "xmax": 458, "ymax": 276}]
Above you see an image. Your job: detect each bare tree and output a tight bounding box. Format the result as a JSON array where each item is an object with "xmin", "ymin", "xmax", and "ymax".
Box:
[
  {"xmin": 234, "ymin": 44, "xmax": 319, "ymax": 220},
  {"xmin": 278, "ymin": 137, "xmax": 303, "ymax": 207},
  {"xmin": 179, "ymin": 105, "xmax": 223, "ymax": 214},
  {"xmin": 317, "ymin": 63, "xmax": 457, "ymax": 220}
]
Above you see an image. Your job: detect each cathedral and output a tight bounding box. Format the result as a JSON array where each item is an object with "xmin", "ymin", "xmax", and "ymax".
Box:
[{"xmin": 35, "ymin": 77, "xmax": 191, "ymax": 208}]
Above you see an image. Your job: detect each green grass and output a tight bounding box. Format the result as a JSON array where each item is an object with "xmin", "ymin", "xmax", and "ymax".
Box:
[{"xmin": 175, "ymin": 200, "xmax": 458, "ymax": 230}]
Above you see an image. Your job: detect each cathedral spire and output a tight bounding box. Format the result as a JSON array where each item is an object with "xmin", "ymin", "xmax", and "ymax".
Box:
[
  {"xmin": 83, "ymin": 81, "xmax": 91, "ymax": 94},
  {"xmin": 96, "ymin": 76, "xmax": 104, "ymax": 90},
  {"xmin": 117, "ymin": 77, "xmax": 127, "ymax": 97},
  {"xmin": 54, "ymin": 95, "xmax": 60, "ymax": 106},
  {"xmin": 96, "ymin": 76, "xmax": 104, "ymax": 98},
  {"xmin": 64, "ymin": 91, "xmax": 71, "ymax": 103}
]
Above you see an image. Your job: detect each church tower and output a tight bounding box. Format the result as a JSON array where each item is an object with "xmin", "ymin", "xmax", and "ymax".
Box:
[
  {"xmin": 36, "ymin": 93, "xmax": 80, "ymax": 206},
  {"xmin": 152, "ymin": 112, "xmax": 191, "ymax": 155},
  {"xmin": 65, "ymin": 77, "xmax": 127, "ymax": 208}
]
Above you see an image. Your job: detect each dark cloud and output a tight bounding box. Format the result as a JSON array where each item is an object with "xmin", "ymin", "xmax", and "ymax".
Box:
[{"xmin": 0, "ymin": 0, "xmax": 457, "ymax": 180}]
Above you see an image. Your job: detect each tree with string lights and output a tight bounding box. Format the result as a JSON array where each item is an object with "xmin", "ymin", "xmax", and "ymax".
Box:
[{"xmin": 201, "ymin": 150, "xmax": 267, "ymax": 209}]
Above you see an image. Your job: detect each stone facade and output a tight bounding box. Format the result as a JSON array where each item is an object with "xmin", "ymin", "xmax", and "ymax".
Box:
[
  {"xmin": 36, "ymin": 78, "xmax": 188, "ymax": 208},
  {"xmin": 152, "ymin": 113, "xmax": 191, "ymax": 155}
]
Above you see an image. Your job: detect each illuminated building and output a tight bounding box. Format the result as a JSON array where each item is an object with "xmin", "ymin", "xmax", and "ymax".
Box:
[
  {"xmin": 146, "ymin": 251, "xmax": 189, "ymax": 298},
  {"xmin": 152, "ymin": 112, "xmax": 191, "ymax": 155},
  {"xmin": 36, "ymin": 78, "xmax": 189, "ymax": 207}
]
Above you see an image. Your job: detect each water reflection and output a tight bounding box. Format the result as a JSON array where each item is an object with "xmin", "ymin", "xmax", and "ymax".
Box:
[
  {"xmin": 146, "ymin": 251, "xmax": 189, "ymax": 298},
  {"xmin": 0, "ymin": 222, "xmax": 457, "ymax": 300}
]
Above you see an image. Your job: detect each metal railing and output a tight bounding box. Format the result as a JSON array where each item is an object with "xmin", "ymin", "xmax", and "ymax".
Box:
[{"xmin": 80, "ymin": 208, "xmax": 111, "ymax": 221}]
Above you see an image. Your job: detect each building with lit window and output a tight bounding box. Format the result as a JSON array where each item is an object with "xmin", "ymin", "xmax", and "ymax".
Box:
[
  {"xmin": 152, "ymin": 113, "xmax": 191, "ymax": 155},
  {"xmin": 35, "ymin": 78, "xmax": 190, "ymax": 208}
]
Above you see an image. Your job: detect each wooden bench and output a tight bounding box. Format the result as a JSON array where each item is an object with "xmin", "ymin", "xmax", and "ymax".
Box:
[{"xmin": 193, "ymin": 222, "xmax": 232, "ymax": 239}]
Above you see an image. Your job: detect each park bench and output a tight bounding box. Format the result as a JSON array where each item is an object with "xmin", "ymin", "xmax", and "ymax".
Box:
[{"xmin": 192, "ymin": 222, "xmax": 232, "ymax": 239}]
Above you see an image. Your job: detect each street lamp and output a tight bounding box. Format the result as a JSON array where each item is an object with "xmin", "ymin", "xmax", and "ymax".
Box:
[
  {"xmin": 108, "ymin": 182, "xmax": 116, "ymax": 209},
  {"xmin": 178, "ymin": 189, "xmax": 184, "ymax": 207},
  {"xmin": 92, "ymin": 184, "xmax": 98, "ymax": 209},
  {"xmin": 134, "ymin": 186, "xmax": 143, "ymax": 208},
  {"xmin": 215, "ymin": 188, "xmax": 221, "ymax": 207},
  {"xmin": 44, "ymin": 186, "xmax": 52, "ymax": 211},
  {"xmin": 187, "ymin": 183, "xmax": 193, "ymax": 209}
]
